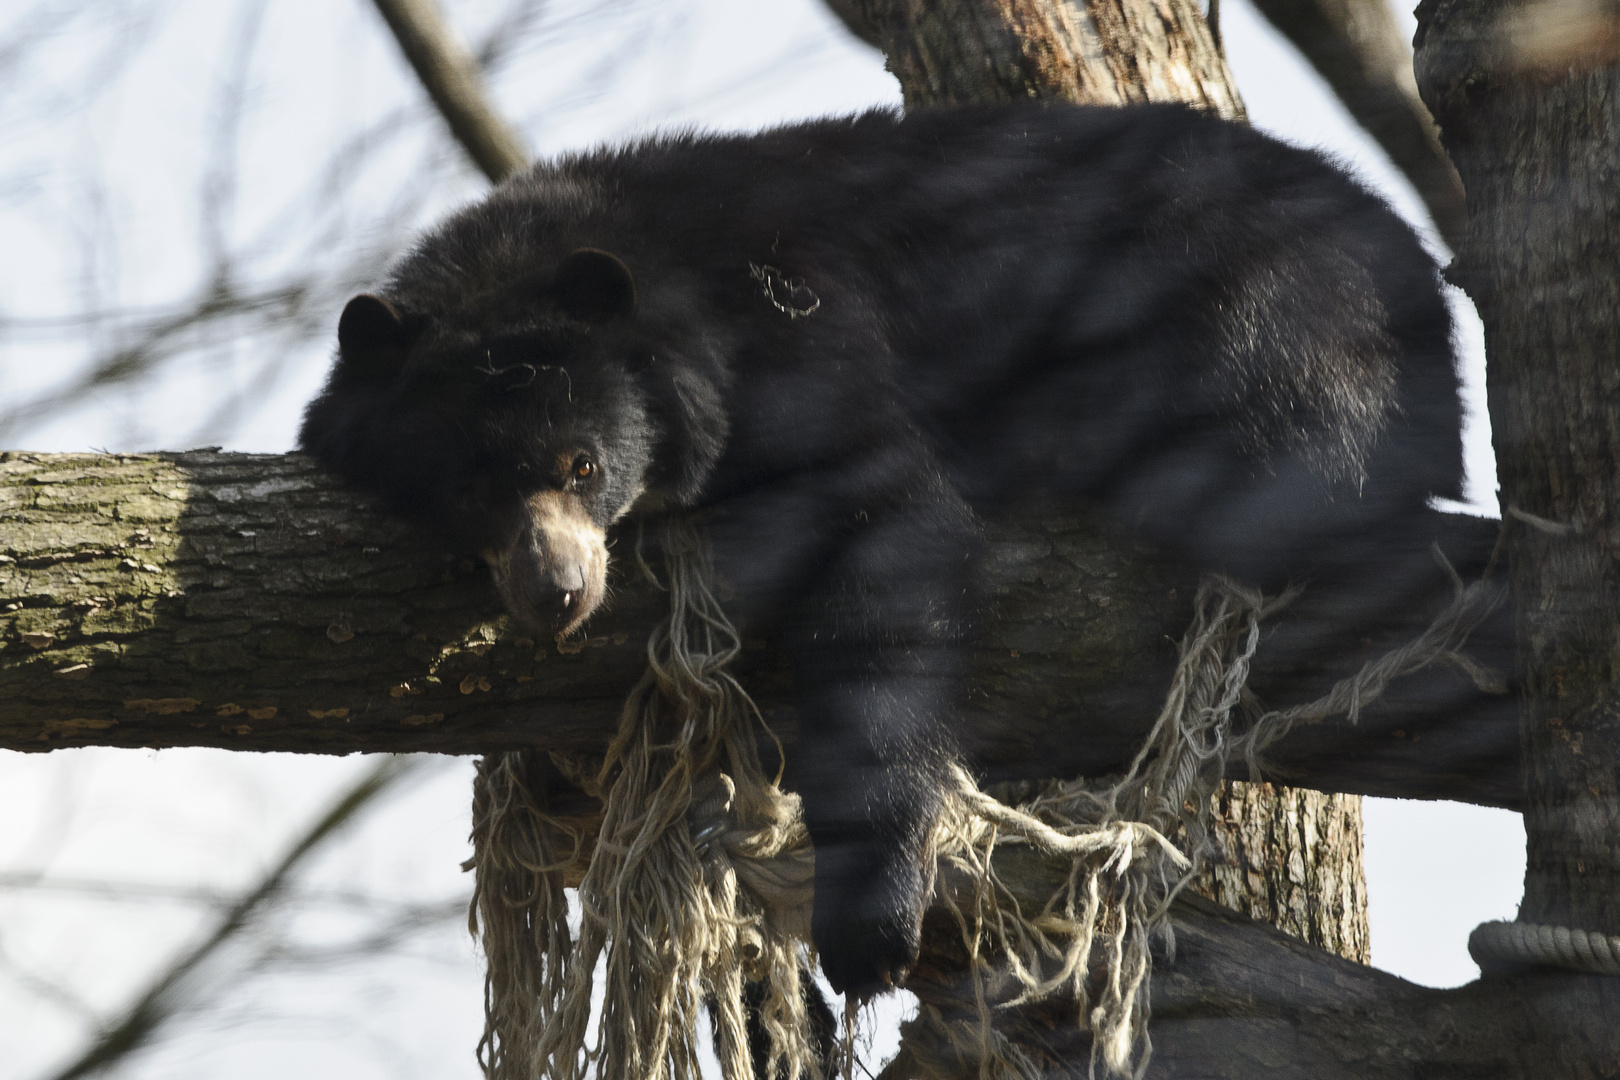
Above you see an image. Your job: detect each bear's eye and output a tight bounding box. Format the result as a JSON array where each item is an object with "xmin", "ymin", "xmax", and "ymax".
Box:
[{"xmin": 571, "ymin": 457, "xmax": 595, "ymax": 486}]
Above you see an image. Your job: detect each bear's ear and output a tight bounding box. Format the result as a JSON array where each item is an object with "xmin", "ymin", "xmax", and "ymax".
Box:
[
  {"xmin": 550, "ymin": 248, "xmax": 636, "ymax": 324},
  {"xmin": 336, "ymin": 294, "xmax": 411, "ymax": 382}
]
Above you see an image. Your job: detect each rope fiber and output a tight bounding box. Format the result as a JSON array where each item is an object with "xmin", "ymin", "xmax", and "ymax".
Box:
[
  {"xmin": 1469, "ymin": 920, "xmax": 1620, "ymax": 977},
  {"xmin": 468, "ymin": 522, "xmax": 1504, "ymax": 1080}
]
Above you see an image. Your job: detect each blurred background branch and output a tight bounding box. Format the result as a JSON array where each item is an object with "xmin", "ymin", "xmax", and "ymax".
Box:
[
  {"xmin": 38, "ymin": 756, "xmax": 430, "ymax": 1080},
  {"xmin": 0, "ymin": 0, "xmax": 620, "ymax": 450},
  {"xmin": 369, "ymin": 0, "xmax": 530, "ymax": 182},
  {"xmin": 13, "ymin": 9, "xmax": 528, "ymax": 1060}
]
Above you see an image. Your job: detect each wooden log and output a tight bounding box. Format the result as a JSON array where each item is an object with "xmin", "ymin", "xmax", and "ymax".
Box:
[
  {"xmin": 0, "ymin": 450, "xmax": 1518, "ymax": 808},
  {"xmin": 894, "ymin": 847, "xmax": 1617, "ymax": 1078}
]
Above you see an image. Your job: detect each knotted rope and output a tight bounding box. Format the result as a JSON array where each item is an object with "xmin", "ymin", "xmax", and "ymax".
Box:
[
  {"xmin": 468, "ymin": 521, "xmax": 1504, "ymax": 1080},
  {"xmin": 471, "ymin": 515, "xmax": 816, "ymax": 1080},
  {"xmin": 909, "ymin": 557, "xmax": 1499, "ymax": 1080}
]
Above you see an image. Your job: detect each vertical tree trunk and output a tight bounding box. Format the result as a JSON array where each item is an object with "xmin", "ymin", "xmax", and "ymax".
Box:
[
  {"xmin": 856, "ymin": 0, "xmax": 1245, "ymax": 120},
  {"xmin": 1415, "ymin": 0, "xmax": 1620, "ymax": 942},
  {"xmin": 1196, "ymin": 783, "xmax": 1370, "ymax": 962},
  {"xmin": 1415, "ymin": 0, "xmax": 1620, "ymax": 1068},
  {"xmin": 857, "ymin": 0, "xmax": 1369, "ymax": 966}
]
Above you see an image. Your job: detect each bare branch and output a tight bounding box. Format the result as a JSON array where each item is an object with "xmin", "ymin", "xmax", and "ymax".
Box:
[
  {"xmin": 252, "ymin": 899, "xmax": 468, "ymax": 969},
  {"xmin": 368, "ymin": 0, "xmax": 530, "ymax": 183},
  {"xmin": 0, "ymin": 872, "xmax": 464, "ymax": 918},
  {"xmin": 36, "ymin": 755, "xmax": 423, "ymax": 1080},
  {"xmin": 0, "ymin": 1, "xmax": 564, "ymax": 445},
  {"xmin": 0, "ymin": 279, "xmax": 313, "ymax": 444},
  {"xmin": 1248, "ymin": 0, "xmax": 1467, "ymax": 249}
]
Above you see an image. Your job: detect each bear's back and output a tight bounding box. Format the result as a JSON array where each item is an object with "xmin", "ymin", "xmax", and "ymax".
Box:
[{"xmin": 377, "ymin": 104, "xmax": 1462, "ymax": 581}]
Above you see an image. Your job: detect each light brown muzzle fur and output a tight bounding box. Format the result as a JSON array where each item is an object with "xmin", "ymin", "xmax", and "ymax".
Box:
[{"xmin": 482, "ymin": 489, "xmax": 608, "ymax": 637}]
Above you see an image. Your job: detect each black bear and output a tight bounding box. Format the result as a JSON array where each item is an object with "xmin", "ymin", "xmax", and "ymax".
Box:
[{"xmin": 299, "ymin": 103, "xmax": 1462, "ymax": 997}]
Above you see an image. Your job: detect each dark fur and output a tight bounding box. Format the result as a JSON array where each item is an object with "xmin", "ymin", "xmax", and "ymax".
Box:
[{"xmin": 300, "ymin": 104, "xmax": 1462, "ymax": 998}]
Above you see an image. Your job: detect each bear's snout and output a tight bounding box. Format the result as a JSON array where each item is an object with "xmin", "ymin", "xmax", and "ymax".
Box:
[{"xmin": 482, "ymin": 491, "xmax": 607, "ymax": 637}]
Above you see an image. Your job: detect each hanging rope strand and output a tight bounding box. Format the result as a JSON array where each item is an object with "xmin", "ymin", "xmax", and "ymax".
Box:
[{"xmin": 469, "ymin": 524, "xmax": 1504, "ymax": 1080}]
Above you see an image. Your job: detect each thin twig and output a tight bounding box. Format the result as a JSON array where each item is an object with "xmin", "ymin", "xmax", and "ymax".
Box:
[{"xmin": 37, "ymin": 755, "xmax": 423, "ymax": 1080}]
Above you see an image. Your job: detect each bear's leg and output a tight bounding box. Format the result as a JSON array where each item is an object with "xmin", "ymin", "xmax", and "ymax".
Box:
[{"xmin": 776, "ymin": 473, "xmax": 975, "ymax": 998}]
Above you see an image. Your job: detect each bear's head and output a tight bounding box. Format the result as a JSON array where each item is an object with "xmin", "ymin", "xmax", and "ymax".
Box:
[{"xmin": 300, "ymin": 248, "xmax": 727, "ymax": 637}]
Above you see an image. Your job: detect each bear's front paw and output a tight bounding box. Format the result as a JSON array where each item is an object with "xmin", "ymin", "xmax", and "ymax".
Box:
[
  {"xmin": 812, "ymin": 859, "xmax": 925, "ymax": 998},
  {"xmin": 816, "ymin": 908, "xmax": 919, "ymax": 999}
]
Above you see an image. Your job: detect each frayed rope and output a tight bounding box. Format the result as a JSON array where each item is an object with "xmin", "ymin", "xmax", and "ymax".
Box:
[
  {"xmin": 470, "ymin": 514, "xmax": 816, "ymax": 1080},
  {"xmin": 469, "ymin": 526, "xmax": 1504, "ymax": 1080}
]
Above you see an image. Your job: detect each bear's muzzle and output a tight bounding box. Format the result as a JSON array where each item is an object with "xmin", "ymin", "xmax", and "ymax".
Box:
[{"xmin": 483, "ymin": 490, "xmax": 608, "ymax": 637}]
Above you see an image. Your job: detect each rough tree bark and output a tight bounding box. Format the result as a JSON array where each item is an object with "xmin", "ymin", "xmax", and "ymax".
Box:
[
  {"xmin": 0, "ymin": 451, "xmax": 1511, "ymax": 812},
  {"xmin": 854, "ymin": 0, "xmax": 1244, "ymax": 118},
  {"xmin": 1415, "ymin": 0, "xmax": 1620, "ymax": 1068}
]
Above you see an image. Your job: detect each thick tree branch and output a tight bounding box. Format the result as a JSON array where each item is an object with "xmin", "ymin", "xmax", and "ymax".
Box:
[
  {"xmin": 1247, "ymin": 0, "xmax": 1467, "ymax": 249},
  {"xmin": 905, "ymin": 848, "xmax": 1618, "ymax": 1078},
  {"xmin": 0, "ymin": 451, "xmax": 1518, "ymax": 808}
]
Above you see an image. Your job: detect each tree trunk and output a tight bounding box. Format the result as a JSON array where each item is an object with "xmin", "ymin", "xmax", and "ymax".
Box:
[
  {"xmin": 851, "ymin": 0, "xmax": 1377, "ymax": 970},
  {"xmin": 1416, "ymin": 0, "xmax": 1620, "ymax": 939},
  {"xmin": 854, "ymin": 0, "xmax": 1244, "ymax": 119},
  {"xmin": 1193, "ymin": 783, "xmax": 1370, "ymax": 963},
  {"xmin": 1413, "ymin": 0, "xmax": 1620, "ymax": 1067}
]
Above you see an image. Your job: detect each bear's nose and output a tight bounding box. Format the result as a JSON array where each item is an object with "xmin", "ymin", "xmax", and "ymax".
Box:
[
  {"xmin": 499, "ymin": 558, "xmax": 587, "ymax": 633},
  {"xmin": 536, "ymin": 570, "xmax": 584, "ymax": 616}
]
